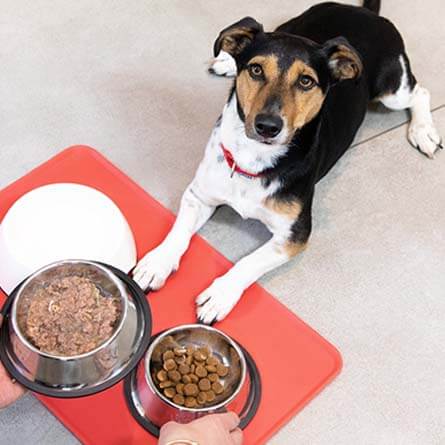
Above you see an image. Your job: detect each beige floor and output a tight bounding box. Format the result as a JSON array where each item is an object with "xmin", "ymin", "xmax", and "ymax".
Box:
[{"xmin": 1, "ymin": 1, "xmax": 444, "ymax": 444}]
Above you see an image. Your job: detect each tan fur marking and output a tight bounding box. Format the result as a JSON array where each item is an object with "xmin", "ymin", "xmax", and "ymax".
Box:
[
  {"xmin": 283, "ymin": 240, "xmax": 307, "ymax": 257},
  {"xmin": 282, "ymin": 60, "xmax": 325, "ymax": 131},
  {"xmin": 329, "ymin": 45, "xmax": 363, "ymax": 80},
  {"xmin": 264, "ymin": 197, "xmax": 302, "ymax": 219},
  {"xmin": 220, "ymin": 27, "xmax": 257, "ymax": 55}
]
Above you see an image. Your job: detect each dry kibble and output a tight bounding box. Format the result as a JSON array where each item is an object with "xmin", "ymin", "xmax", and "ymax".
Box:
[
  {"xmin": 163, "ymin": 359, "xmax": 177, "ymax": 371},
  {"xmin": 206, "ymin": 356, "xmax": 219, "ymax": 366},
  {"xmin": 176, "ymin": 383, "xmax": 185, "ymax": 395},
  {"xmin": 185, "ymin": 396, "xmax": 197, "ymax": 408},
  {"xmin": 190, "ymin": 374, "xmax": 199, "ymax": 383},
  {"xmin": 173, "ymin": 394, "xmax": 185, "ymax": 405},
  {"xmin": 206, "ymin": 365, "xmax": 217, "ymax": 373},
  {"xmin": 190, "ymin": 364, "xmax": 196, "ymax": 374},
  {"xmin": 164, "ymin": 387, "xmax": 176, "ymax": 399},
  {"xmin": 186, "ymin": 346, "xmax": 194, "ymax": 356},
  {"xmin": 184, "ymin": 383, "xmax": 199, "ymax": 396},
  {"xmin": 175, "ymin": 355, "xmax": 186, "ymax": 365},
  {"xmin": 205, "ymin": 390, "xmax": 216, "ymax": 403},
  {"xmin": 168, "ymin": 370, "xmax": 181, "ymax": 383},
  {"xmin": 156, "ymin": 370, "xmax": 168, "ymax": 382},
  {"xmin": 182, "ymin": 374, "xmax": 192, "ymax": 384},
  {"xmin": 195, "ymin": 365, "xmax": 208, "ymax": 378},
  {"xmin": 216, "ymin": 364, "xmax": 229, "ymax": 377},
  {"xmin": 163, "ymin": 350, "xmax": 175, "ymax": 361},
  {"xmin": 197, "ymin": 392, "xmax": 207, "ymax": 405},
  {"xmin": 159, "ymin": 380, "xmax": 173, "ymax": 389},
  {"xmin": 198, "ymin": 378, "xmax": 211, "ymax": 391},
  {"xmin": 212, "ymin": 381, "xmax": 224, "ymax": 395},
  {"xmin": 208, "ymin": 373, "xmax": 219, "ymax": 383},
  {"xmin": 174, "ymin": 347, "xmax": 187, "ymax": 356},
  {"xmin": 193, "ymin": 350, "xmax": 206, "ymax": 362},
  {"xmin": 178, "ymin": 363, "xmax": 190, "ymax": 375}
]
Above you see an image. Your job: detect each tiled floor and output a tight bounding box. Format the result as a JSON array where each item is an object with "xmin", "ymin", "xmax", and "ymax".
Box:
[{"xmin": 1, "ymin": 1, "xmax": 444, "ymax": 444}]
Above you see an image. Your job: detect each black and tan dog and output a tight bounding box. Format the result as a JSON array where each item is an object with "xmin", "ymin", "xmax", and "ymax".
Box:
[{"xmin": 134, "ymin": 0, "xmax": 442, "ymax": 323}]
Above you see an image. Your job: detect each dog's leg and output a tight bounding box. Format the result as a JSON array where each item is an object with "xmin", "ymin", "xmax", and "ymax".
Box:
[
  {"xmin": 196, "ymin": 236, "xmax": 307, "ymax": 324},
  {"xmin": 208, "ymin": 50, "xmax": 237, "ymax": 77},
  {"xmin": 133, "ymin": 186, "xmax": 216, "ymax": 291},
  {"xmin": 379, "ymin": 55, "xmax": 442, "ymax": 158}
]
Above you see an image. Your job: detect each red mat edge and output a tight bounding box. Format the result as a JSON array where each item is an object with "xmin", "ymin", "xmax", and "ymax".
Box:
[{"xmin": 2, "ymin": 145, "xmax": 343, "ymax": 444}]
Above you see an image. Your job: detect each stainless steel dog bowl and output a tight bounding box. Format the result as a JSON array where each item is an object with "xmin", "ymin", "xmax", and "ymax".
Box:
[
  {"xmin": 124, "ymin": 324, "xmax": 261, "ymax": 436},
  {"xmin": 0, "ymin": 260, "xmax": 152, "ymax": 398}
]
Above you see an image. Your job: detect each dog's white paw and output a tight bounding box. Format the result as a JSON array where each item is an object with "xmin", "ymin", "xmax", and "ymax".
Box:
[
  {"xmin": 408, "ymin": 121, "xmax": 443, "ymax": 159},
  {"xmin": 133, "ymin": 247, "xmax": 179, "ymax": 291},
  {"xmin": 208, "ymin": 50, "xmax": 237, "ymax": 77},
  {"xmin": 196, "ymin": 278, "xmax": 243, "ymax": 324}
]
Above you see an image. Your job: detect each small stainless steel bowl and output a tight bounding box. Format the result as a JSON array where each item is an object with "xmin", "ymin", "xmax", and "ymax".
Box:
[
  {"xmin": 0, "ymin": 260, "xmax": 151, "ymax": 396},
  {"xmin": 130, "ymin": 324, "xmax": 249, "ymax": 427}
]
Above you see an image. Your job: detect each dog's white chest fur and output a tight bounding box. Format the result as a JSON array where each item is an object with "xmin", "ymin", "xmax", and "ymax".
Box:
[{"xmin": 191, "ymin": 97, "xmax": 293, "ymax": 235}]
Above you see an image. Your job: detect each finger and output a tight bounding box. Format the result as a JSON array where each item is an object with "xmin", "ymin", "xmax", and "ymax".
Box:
[
  {"xmin": 230, "ymin": 428, "xmax": 243, "ymax": 445},
  {"xmin": 216, "ymin": 412, "xmax": 240, "ymax": 431}
]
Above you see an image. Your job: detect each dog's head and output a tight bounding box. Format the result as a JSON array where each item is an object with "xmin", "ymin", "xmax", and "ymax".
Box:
[{"xmin": 213, "ymin": 17, "xmax": 363, "ymax": 145}]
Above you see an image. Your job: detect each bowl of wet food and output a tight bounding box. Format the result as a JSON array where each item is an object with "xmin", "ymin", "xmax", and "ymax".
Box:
[
  {"xmin": 0, "ymin": 260, "xmax": 152, "ymax": 397},
  {"xmin": 124, "ymin": 324, "xmax": 262, "ymax": 436}
]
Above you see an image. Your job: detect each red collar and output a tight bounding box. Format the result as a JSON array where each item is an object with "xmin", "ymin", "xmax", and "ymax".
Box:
[{"xmin": 221, "ymin": 143, "xmax": 263, "ymax": 178}]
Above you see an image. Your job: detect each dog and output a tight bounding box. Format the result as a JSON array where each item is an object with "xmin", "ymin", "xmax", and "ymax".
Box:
[{"xmin": 134, "ymin": 0, "xmax": 442, "ymax": 324}]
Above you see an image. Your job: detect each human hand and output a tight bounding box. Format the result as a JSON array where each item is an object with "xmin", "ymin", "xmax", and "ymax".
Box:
[
  {"xmin": 158, "ymin": 412, "xmax": 243, "ymax": 445},
  {"xmin": 0, "ymin": 314, "xmax": 26, "ymax": 408}
]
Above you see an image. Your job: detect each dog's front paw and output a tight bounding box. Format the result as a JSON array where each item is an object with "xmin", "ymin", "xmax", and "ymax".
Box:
[
  {"xmin": 196, "ymin": 278, "xmax": 243, "ymax": 324},
  {"xmin": 133, "ymin": 247, "xmax": 179, "ymax": 291},
  {"xmin": 408, "ymin": 121, "xmax": 442, "ymax": 159},
  {"xmin": 208, "ymin": 50, "xmax": 237, "ymax": 77}
]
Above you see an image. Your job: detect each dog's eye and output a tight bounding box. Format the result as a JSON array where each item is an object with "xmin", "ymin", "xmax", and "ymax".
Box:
[
  {"xmin": 248, "ymin": 64, "xmax": 264, "ymax": 79},
  {"xmin": 298, "ymin": 75, "xmax": 316, "ymax": 90}
]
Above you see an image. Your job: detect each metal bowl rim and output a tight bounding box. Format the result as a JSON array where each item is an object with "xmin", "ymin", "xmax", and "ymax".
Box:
[
  {"xmin": 144, "ymin": 323, "xmax": 247, "ymax": 413},
  {"xmin": 10, "ymin": 259, "xmax": 129, "ymax": 361}
]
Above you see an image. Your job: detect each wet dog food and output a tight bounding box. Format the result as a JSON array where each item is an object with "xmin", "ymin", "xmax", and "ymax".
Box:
[
  {"xmin": 18, "ymin": 276, "xmax": 121, "ymax": 356},
  {"xmin": 152, "ymin": 344, "xmax": 230, "ymax": 408}
]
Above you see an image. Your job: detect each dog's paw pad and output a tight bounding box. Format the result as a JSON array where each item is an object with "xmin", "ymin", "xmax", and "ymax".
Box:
[
  {"xmin": 133, "ymin": 249, "xmax": 178, "ymax": 291},
  {"xmin": 408, "ymin": 121, "xmax": 442, "ymax": 159}
]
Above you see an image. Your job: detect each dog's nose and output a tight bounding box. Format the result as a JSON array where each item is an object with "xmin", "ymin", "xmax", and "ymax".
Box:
[{"xmin": 254, "ymin": 114, "xmax": 283, "ymax": 139}]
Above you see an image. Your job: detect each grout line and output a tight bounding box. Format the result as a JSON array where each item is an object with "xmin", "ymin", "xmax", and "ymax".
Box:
[{"xmin": 351, "ymin": 104, "xmax": 445, "ymax": 148}]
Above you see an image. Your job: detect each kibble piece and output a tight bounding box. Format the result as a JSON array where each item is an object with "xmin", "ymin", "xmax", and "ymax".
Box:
[
  {"xmin": 173, "ymin": 394, "xmax": 185, "ymax": 405},
  {"xmin": 176, "ymin": 383, "xmax": 185, "ymax": 395},
  {"xmin": 198, "ymin": 378, "xmax": 211, "ymax": 391},
  {"xmin": 193, "ymin": 350, "xmax": 206, "ymax": 362},
  {"xmin": 195, "ymin": 365, "xmax": 208, "ymax": 378},
  {"xmin": 199, "ymin": 347, "xmax": 210, "ymax": 358},
  {"xmin": 212, "ymin": 381, "xmax": 224, "ymax": 395},
  {"xmin": 163, "ymin": 350, "xmax": 175, "ymax": 361},
  {"xmin": 175, "ymin": 355, "xmax": 186, "ymax": 365},
  {"xmin": 159, "ymin": 380, "xmax": 173, "ymax": 389},
  {"xmin": 185, "ymin": 396, "xmax": 197, "ymax": 408},
  {"xmin": 182, "ymin": 374, "xmax": 192, "ymax": 384},
  {"xmin": 190, "ymin": 364, "xmax": 196, "ymax": 374},
  {"xmin": 208, "ymin": 373, "xmax": 219, "ymax": 383},
  {"xmin": 197, "ymin": 392, "xmax": 207, "ymax": 405},
  {"xmin": 206, "ymin": 365, "xmax": 217, "ymax": 373},
  {"xmin": 216, "ymin": 364, "xmax": 229, "ymax": 377},
  {"xmin": 174, "ymin": 347, "xmax": 187, "ymax": 356},
  {"xmin": 186, "ymin": 355, "xmax": 193, "ymax": 365},
  {"xmin": 205, "ymin": 390, "xmax": 216, "ymax": 403},
  {"xmin": 206, "ymin": 355, "xmax": 219, "ymax": 366},
  {"xmin": 164, "ymin": 387, "xmax": 176, "ymax": 399},
  {"xmin": 168, "ymin": 370, "xmax": 181, "ymax": 383},
  {"xmin": 186, "ymin": 346, "xmax": 195, "ymax": 356},
  {"xmin": 190, "ymin": 374, "xmax": 199, "ymax": 383},
  {"xmin": 163, "ymin": 359, "xmax": 177, "ymax": 371},
  {"xmin": 178, "ymin": 363, "xmax": 190, "ymax": 375},
  {"xmin": 156, "ymin": 370, "xmax": 168, "ymax": 382},
  {"xmin": 184, "ymin": 383, "xmax": 199, "ymax": 396}
]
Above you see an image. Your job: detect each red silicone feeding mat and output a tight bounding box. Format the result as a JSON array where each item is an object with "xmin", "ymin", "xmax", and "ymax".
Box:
[{"xmin": 0, "ymin": 146, "xmax": 341, "ymax": 444}]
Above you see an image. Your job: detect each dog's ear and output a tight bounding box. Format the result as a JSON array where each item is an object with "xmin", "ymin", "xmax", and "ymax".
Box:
[
  {"xmin": 213, "ymin": 17, "xmax": 264, "ymax": 58},
  {"xmin": 323, "ymin": 37, "xmax": 363, "ymax": 82}
]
